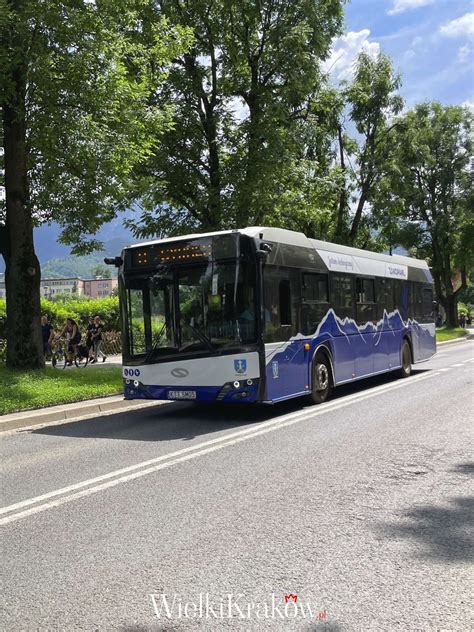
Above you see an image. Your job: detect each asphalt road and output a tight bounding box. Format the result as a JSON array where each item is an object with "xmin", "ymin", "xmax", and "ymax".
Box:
[{"xmin": 1, "ymin": 342, "xmax": 473, "ymax": 631}]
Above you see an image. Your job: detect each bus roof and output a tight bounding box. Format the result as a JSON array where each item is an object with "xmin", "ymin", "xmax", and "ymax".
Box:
[{"xmin": 125, "ymin": 226, "xmax": 431, "ymax": 275}]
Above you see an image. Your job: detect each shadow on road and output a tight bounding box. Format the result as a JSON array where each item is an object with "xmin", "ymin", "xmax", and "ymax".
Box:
[
  {"xmin": 31, "ymin": 369, "xmax": 431, "ymax": 443},
  {"xmin": 374, "ymin": 462, "xmax": 473, "ymax": 563}
]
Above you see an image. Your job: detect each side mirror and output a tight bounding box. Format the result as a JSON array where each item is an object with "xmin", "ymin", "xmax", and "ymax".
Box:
[
  {"xmin": 104, "ymin": 256, "xmax": 123, "ymax": 268},
  {"xmin": 256, "ymin": 242, "xmax": 273, "ymax": 262}
]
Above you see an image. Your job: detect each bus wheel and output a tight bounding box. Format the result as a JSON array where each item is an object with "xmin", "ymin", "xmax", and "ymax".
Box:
[
  {"xmin": 398, "ymin": 340, "xmax": 412, "ymax": 378},
  {"xmin": 310, "ymin": 355, "xmax": 332, "ymax": 404}
]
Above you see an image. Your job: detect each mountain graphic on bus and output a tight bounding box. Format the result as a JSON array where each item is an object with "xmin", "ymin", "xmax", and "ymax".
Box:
[{"xmin": 265, "ymin": 308, "xmax": 435, "ymax": 367}]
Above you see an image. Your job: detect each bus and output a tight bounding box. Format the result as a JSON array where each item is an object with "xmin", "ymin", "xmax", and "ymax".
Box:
[{"xmin": 106, "ymin": 227, "xmax": 436, "ymax": 405}]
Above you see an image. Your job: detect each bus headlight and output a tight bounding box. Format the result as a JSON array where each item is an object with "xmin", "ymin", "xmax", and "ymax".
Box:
[
  {"xmin": 133, "ymin": 380, "xmax": 140, "ymax": 387},
  {"xmin": 233, "ymin": 380, "xmax": 240, "ymax": 388}
]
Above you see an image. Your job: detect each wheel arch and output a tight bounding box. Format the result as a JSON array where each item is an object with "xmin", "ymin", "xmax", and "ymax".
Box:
[
  {"xmin": 311, "ymin": 343, "xmax": 335, "ymax": 388},
  {"xmin": 402, "ymin": 333, "xmax": 413, "ymax": 363}
]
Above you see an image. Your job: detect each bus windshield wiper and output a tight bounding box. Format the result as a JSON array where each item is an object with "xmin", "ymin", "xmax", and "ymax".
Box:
[
  {"xmin": 145, "ymin": 323, "xmax": 167, "ymax": 361},
  {"xmin": 182, "ymin": 322, "xmax": 216, "ymax": 354}
]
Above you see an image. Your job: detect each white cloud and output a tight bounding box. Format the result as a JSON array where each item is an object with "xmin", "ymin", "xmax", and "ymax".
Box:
[
  {"xmin": 322, "ymin": 30, "xmax": 380, "ymax": 82},
  {"xmin": 457, "ymin": 44, "xmax": 473, "ymax": 64},
  {"xmin": 439, "ymin": 13, "xmax": 474, "ymax": 37},
  {"xmin": 387, "ymin": 0, "xmax": 434, "ymax": 16},
  {"xmin": 462, "ymin": 99, "xmax": 474, "ymax": 111}
]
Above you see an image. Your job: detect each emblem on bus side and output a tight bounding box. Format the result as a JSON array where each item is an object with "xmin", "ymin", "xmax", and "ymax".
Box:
[
  {"xmin": 234, "ymin": 359, "xmax": 247, "ymax": 374},
  {"xmin": 272, "ymin": 361, "xmax": 279, "ymax": 379}
]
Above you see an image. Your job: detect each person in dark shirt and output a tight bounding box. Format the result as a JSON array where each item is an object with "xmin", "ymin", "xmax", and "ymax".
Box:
[
  {"xmin": 41, "ymin": 315, "xmax": 54, "ymax": 357},
  {"xmin": 85, "ymin": 317, "xmax": 95, "ymax": 359},
  {"xmin": 90, "ymin": 315, "xmax": 106, "ymax": 363}
]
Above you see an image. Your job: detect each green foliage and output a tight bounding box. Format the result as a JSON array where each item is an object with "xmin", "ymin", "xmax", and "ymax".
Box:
[
  {"xmin": 40, "ymin": 296, "xmax": 121, "ymax": 332},
  {"xmin": 435, "ymin": 327, "xmax": 469, "ymax": 343},
  {"xmin": 92, "ymin": 265, "xmax": 112, "ymax": 279},
  {"xmin": 125, "ymin": 0, "xmax": 345, "ymax": 238},
  {"xmin": 0, "ymin": 0, "xmax": 192, "ymax": 250},
  {"xmin": 376, "ymin": 102, "xmax": 473, "ymax": 326},
  {"xmin": 0, "ymin": 365, "xmax": 123, "ymax": 415}
]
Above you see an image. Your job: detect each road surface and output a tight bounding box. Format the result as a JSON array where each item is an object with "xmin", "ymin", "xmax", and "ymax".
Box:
[{"xmin": 1, "ymin": 341, "xmax": 473, "ymax": 631}]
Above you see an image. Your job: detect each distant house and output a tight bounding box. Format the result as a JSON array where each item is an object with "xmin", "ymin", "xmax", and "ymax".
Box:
[
  {"xmin": 0, "ymin": 277, "xmax": 118, "ymax": 300},
  {"xmin": 82, "ymin": 277, "xmax": 118, "ymax": 298}
]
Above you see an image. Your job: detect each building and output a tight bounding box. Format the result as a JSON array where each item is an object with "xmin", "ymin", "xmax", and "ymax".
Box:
[
  {"xmin": 82, "ymin": 277, "xmax": 118, "ymax": 298},
  {"xmin": 40, "ymin": 278, "xmax": 84, "ymax": 299},
  {"xmin": 0, "ymin": 277, "xmax": 118, "ymax": 300}
]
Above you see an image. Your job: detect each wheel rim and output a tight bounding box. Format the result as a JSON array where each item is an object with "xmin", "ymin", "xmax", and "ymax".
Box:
[{"xmin": 316, "ymin": 363, "xmax": 329, "ymax": 391}]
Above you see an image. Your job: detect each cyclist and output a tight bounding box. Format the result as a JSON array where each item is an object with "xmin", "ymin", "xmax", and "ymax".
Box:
[{"xmin": 57, "ymin": 318, "xmax": 81, "ymax": 365}]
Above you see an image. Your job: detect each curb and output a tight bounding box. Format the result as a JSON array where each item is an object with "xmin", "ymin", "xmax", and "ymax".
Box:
[
  {"xmin": 0, "ymin": 395, "xmax": 169, "ymax": 434},
  {"xmin": 437, "ymin": 334, "xmax": 473, "ymax": 346}
]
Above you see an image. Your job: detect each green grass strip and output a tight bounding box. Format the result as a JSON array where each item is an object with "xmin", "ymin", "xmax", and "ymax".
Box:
[
  {"xmin": 0, "ymin": 365, "xmax": 123, "ymax": 415},
  {"xmin": 436, "ymin": 326, "xmax": 469, "ymax": 343}
]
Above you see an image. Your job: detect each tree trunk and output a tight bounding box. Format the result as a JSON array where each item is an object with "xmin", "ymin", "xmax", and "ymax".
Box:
[
  {"xmin": 334, "ymin": 124, "xmax": 346, "ymax": 242},
  {"xmin": 3, "ymin": 61, "xmax": 44, "ymax": 369},
  {"xmin": 444, "ymin": 294, "xmax": 458, "ymax": 328}
]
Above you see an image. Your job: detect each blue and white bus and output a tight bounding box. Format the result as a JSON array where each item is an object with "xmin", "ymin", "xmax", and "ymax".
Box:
[{"xmin": 108, "ymin": 227, "xmax": 436, "ymax": 405}]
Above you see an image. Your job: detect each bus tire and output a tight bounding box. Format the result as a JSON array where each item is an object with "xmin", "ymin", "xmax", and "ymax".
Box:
[
  {"xmin": 398, "ymin": 339, "xmax": 412, "ymax": 378},
  {"xmin": 310, "ymin": 354, "xmax": 332, "ymax": 404}
]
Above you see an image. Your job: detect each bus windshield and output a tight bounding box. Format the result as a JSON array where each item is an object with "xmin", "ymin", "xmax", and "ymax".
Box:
[{"xmin": 124, "ymin": 260, "xmax": 257, "ymax": 359}]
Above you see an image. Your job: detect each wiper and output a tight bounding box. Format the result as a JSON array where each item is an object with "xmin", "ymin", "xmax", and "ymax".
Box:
[
  {"xmin": 182, "ymin": 322, "xmax": 216, "ymax": 354},
  {"xmin": 145, "ymin": 323, "xmax": 167, "ymax": 362}
]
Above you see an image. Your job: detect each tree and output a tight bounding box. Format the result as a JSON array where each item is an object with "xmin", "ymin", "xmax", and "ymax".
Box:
[
  {"xmin": 92, "ymin": 265, "xmax": 112, "ymax": 280},
  {"xmin": 0, "ymin": 0, "xmax": 189, "ymax": 368},
  {"xmin": 377, "ymin": 103, "xmax": 473, "ymax": 327},
  {"xmin": 336, "ymin": 51, "xmax": 403, "ymax": 246},
  {"xmin": 126, "ymin": 0, "xmax": 345, "ymax": 238}
]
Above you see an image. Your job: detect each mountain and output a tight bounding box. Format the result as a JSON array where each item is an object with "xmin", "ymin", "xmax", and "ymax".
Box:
[{"xmin": 0, "ymin": 215, "xmax": 138, "ymax": 276}]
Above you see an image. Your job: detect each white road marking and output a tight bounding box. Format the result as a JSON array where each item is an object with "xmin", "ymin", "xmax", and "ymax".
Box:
[
  {"xmin": 0, "ymin": 370, "xmax": 439, "ymax": 526},
  {"xmin": 451, "ymin": 363, "xmax": 464, "ymax": 367},
  {"xmin": 438, "ymin": 368, "xmax": 451, "ymax": 372}
]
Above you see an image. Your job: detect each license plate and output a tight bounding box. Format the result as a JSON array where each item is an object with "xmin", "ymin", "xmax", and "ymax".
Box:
[{"xmin": 168, "ymin": 390, "xmax": 197, "ymax": 400}]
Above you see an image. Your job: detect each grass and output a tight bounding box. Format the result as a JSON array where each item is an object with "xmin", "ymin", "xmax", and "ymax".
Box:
[
  {"xmin": 436, "ymin": 326, "xmax": 469, "ymax": 343},
  {"xmin": 0, "ymin": 364, "xmax": 123, "ymax": 415}
]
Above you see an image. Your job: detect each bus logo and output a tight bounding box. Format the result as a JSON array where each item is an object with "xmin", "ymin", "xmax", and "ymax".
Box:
[
  {"xmin": 272, "ymin": 361, "xmax": 279, "ymax": 379},
  {"xmin": 234, "ymin": 359, "xmax": 247, "ymax": 374},
  {"xmin": 171, "ymin": 368, "xmax": 189, "ymax": 378}
]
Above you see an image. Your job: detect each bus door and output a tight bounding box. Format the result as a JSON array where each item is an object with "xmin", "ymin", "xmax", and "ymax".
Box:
[{"xmin": 263, "ymin": 270, "xmax": 307, "ymax": 401}]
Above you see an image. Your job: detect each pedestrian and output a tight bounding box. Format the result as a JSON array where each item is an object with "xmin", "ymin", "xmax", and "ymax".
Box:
[
  {"xmin": 459, "ymin": 313, "xmax": 466, "ymax": 328},
  {"xmin": 467, "ymin": 313, "xmax": 472, "ymax": 327},
  {"xmin": 85, "ymin": 317, "xmax": 94, "ymax": 359},
  {"xmin": 57, "ymin": 317, "xmax": 81, "ymax": 365},
  {"xmin": 90, "ymin": 315, "xmax": 107, "ymax": 363},
  {"xmin": 41, "ymin": 315, "xmax": 54, "ymax": 358}
]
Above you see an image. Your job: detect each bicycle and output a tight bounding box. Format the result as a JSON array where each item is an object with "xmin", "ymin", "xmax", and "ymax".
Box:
[{"xmin": 51, "ymin": 337, "xmax": 89, "ymax": 368}]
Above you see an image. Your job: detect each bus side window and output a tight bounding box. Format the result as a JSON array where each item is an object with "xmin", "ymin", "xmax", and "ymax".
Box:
[
  {"xmin": 422, "ymin": 287, "xmax": 434, "ymax": 321},
  {"xmin": 330, "ymin": 274, "xmax": 354, "ymax": 320},
  {"xmin": 302, "ymin": 273, "xmax": 329, "ymax": 334},
  {"xmin": 376, "ymin": 278, "xmax": 394, "ymax": 319},
  {"xmin": 279, "ymin": 280, "xmax": 292, "ymax": 326},
  {"xmin": 412, "ymin": 284, "xmax": 423, "ymax": 320},
  {"xmin": 356, "ymin": 277, "xmax": 376, "ymax": 324}
]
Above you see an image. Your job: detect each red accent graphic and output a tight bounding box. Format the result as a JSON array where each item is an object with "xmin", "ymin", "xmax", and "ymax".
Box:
[{"xmin": 284, "ymin": 594, "xmax": 298, "ymax": 603}]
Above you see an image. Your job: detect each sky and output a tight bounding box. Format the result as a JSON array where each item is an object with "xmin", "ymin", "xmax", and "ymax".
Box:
[{"xmin": 326, "ymin": 0, "xmax": 473, "ymax": 108}]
